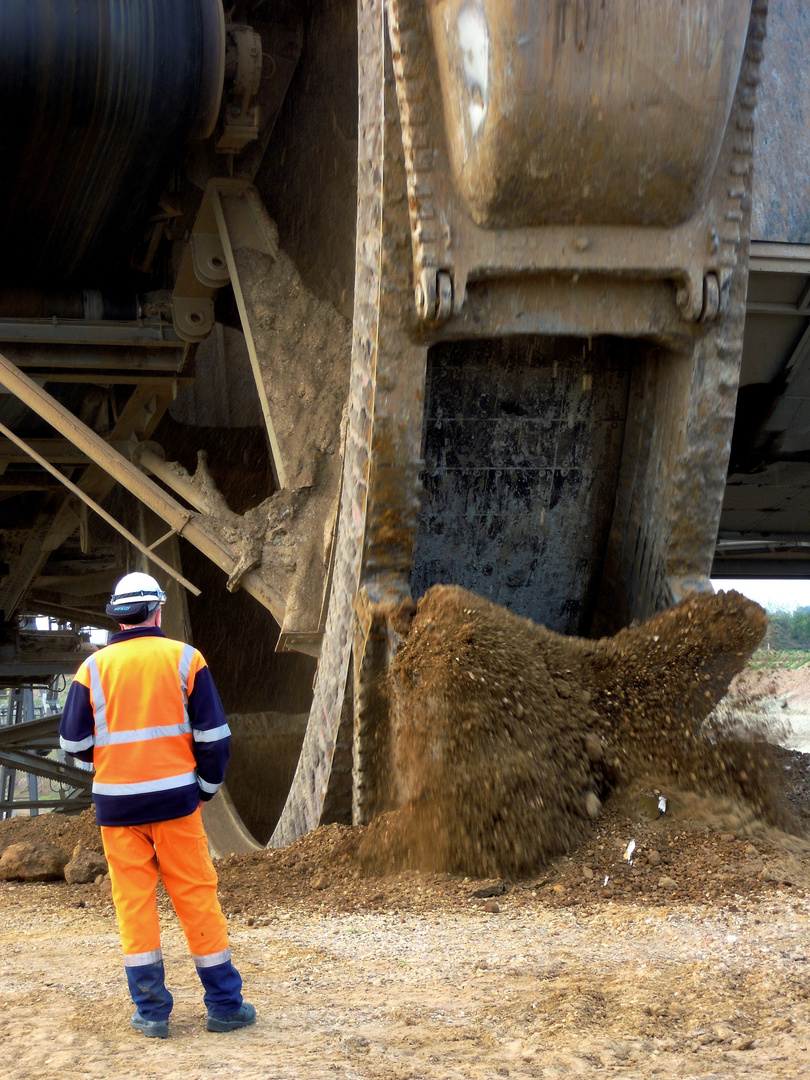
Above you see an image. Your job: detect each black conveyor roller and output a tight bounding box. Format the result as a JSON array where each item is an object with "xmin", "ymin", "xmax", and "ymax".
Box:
[{"xmin": 0, "ymin": 0, "xmax": 224, "ymax": 285}]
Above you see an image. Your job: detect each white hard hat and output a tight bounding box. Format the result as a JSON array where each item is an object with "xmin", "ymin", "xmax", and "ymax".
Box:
[{"xmin": 106, "ymin": 572, "xmax": 167, "ymax": 622}]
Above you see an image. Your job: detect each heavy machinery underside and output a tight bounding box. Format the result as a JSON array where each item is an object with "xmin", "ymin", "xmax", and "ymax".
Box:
[{"xmin": 1, "ymin": 0, "xmax": 808, "ymax": 851}]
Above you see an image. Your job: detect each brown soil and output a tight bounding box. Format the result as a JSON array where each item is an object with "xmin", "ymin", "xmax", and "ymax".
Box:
[
  {"xmin": 4, "ymin": 749, "xmax": 809, "ymax": 920},
  {"xmin": 1, "ymin": 586, "xmax": 803, "ymax": 915},
  {"xmin": 0, "ymin": 806, "xmax": 103, "ymax": 860},
  {"xmin": 357, "ymin": 586, "xmax": 781, "ymax": 878}
]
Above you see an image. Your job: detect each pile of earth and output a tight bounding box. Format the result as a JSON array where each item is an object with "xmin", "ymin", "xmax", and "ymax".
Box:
[
  {"xmin": 357, "ymin": 585, "xmax": 788, "ymax": 878},
  {"xmin": 0, "ymin": 805, "xmax": 102, "ymax": 856},
  {"xmin": 4, "ymin": 583, "xmax": 808, "ymax": 910},
  {"xmin": 4, "ymin": 776, "xmax": 810, "ymax": 920}
]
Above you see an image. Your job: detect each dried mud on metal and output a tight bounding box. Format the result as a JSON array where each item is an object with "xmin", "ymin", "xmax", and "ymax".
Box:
[{"xmin": 2, "ymin": 588, "xmax": 810, "ymax": 1078}]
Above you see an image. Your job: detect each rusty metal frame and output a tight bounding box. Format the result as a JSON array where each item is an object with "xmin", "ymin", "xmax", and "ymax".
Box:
[
  {"xmin": 385, "ymin": 0, "xmax": 751, "ymax": 328},
  {"xmin": 0, "ymin": 419, "xmax": 200, "ymax": 596},
  {"xmin": 0, "ymin": 352, "xmax": 287, "ymax": 622},
  {"xmin": 172, "ymin": 178, "xmax": 287, "ymax": 487}
]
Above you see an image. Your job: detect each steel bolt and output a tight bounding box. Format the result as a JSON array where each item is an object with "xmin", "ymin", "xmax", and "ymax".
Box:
[{"xmin": 414, "ymin": 282, "xmax": 425, "ymax": 315}]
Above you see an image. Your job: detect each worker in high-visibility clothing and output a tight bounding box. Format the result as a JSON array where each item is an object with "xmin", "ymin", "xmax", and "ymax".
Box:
[{"xmin": 59, "ymin": 572, "xmax": 256, "ymax": 1039}]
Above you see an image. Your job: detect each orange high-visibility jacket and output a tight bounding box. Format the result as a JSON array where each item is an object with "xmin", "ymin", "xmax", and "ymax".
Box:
[{"xmin": 59, "ymin": 627, "xmax": 230, "ymax": 826}]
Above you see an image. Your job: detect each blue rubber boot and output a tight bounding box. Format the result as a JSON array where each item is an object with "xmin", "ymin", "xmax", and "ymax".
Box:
[
  {"xmin": 196, "ymin": 959, "xmax": 255, "ymax": 1031},
  {"xmin": 125, "ymin": 960, "xmax": 173, "ymax": 1036},
  {"xmin": 131, "ymin": 1010, "xmax": 169, "ymax": 1039},
  {"xmin": 206, "ymin": 1002, "xmax": 256, "ymax": 1032}
]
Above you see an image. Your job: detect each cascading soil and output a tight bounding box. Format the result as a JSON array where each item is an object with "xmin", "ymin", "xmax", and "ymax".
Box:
[{"xmin": 359, "ymin": 584, "xmax": 780, "ymax": 878}]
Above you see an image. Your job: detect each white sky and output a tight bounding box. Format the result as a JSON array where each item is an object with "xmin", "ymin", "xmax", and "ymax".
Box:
[{"xmin": 711, "ymin": 578, "xmax": 810, "ymax": 613}]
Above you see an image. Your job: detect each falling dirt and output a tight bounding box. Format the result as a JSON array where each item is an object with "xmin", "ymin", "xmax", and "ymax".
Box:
[{"xmin": 355, "ymin": 585, "xmax": 784, "ymax": 878}]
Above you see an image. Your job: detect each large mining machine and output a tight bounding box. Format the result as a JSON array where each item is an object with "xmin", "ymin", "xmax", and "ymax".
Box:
[{"xmin": 0, "ymin": 1, "xmax": 807, "ymax": 850}]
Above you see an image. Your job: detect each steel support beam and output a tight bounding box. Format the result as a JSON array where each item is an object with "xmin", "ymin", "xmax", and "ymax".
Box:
[
  {"xmin": 0, "ymin": 660, "xmax": 92, "ymax": 678},
  {"xmin": 0, "ymin": 505, "xmax": 59, "ymax": 621},
  {"xmin": 171, "ymin": 178, "xmax": 286, "ymax": 486},
  {"xmin": 0, "ymin": 712, "xmax": 61, "ymax": 749},
  {"xmin": 0, "ymin": 796, "xmax": 91, "ymax": 812},
  {"xmin": 712, "ymin": 557, "xmax": 810, "ymax": 578},
  {"xmin": 0, "ymin": 748, "xmax": 92, "ymax": 789},
  {"xmin": 0, "ymin": 420, "xmax": 200, "ymax": 596},
  {"xmin": 0, "ymin": 317, "xmax": 185, "ymax": 346},
  {"xmin": 0, "ymin": 438, "xmax": 129, "ymax": 464},
  {"xmin": 34, "ymin": 569, "xmax": 118, "ymax": 596},
  {"xmin": 20, "ymin": 598, "xmax": 119, "ymax": 632},
  {"xmin": 748, "ymin": 242, "xmax": 810, "ymax": 275},
  {"xmin": 0, "ymin": 476, "xmax": 58, "ymax": 492},
  {"xmin": 0, "ymin": 352, "xmax": 286, "ymax": 623},
  {"xmin": 0, "ymin": 382, "xmax": 175, "ymax": 623},
  {"xmin": 209, "ymin": 184, "xmax": 287, "ymax": 488}
]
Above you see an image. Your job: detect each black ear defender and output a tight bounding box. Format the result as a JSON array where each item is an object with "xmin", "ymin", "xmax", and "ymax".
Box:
[{"xmin": 105, "ymin": 600, "xmax": 152, "ymax": 624}]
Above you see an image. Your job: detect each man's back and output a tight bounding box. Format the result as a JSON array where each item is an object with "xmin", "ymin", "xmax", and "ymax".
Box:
[
  {"xmin": 60, "ymin": 624, "xmax": 230, "ymax": 827},
  {"xmin": 87, "ymin": 632, "xmax": 198, "ymax": 730}
]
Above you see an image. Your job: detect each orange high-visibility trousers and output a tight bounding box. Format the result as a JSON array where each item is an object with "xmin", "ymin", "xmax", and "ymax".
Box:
[{"xmin": 101, "ymin": 808, "xmax": 229, "ymax": 963}]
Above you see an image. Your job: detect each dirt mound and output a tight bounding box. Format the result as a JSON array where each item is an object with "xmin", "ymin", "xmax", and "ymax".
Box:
[
  {"xmin": 213, "ymin": 774, "xmax": 810, "ymax": 917},
  {"xmin": 358, "ymin": 585, "xmax": 778, "ymax": 878},
  {"xmin": 719, "ymin": 663, "xmax": 810, "ymax": 753},
  {"xmin": 0, "ymin": 588, "xmax": 796, "ymax": 896},
  {"xmin": 0, "ymin": 806, "xmax": 101, "ymax": 859}
]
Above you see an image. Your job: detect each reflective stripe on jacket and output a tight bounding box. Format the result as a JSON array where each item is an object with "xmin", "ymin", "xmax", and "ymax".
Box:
[{"xmin": 59, "ymin": 627, "xmax": 231, "ymax": 826}]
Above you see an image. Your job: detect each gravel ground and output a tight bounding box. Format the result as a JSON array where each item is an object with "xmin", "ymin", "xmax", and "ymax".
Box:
[
  {"xmin": 2, "ymin": 748, "xmax": 810, "ymax": 1079},
  {"xmin": 1, "ymin": 873, "xmax": 809, "ymax": 1080}
]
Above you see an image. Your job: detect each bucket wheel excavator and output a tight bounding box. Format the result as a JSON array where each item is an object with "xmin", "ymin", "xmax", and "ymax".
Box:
[{"xmin": 0, "ymin": 1, "xmax": 777, "ymax": 849}]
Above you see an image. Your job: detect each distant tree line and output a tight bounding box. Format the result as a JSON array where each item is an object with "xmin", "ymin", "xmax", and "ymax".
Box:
[{"xmin": 763, "ymin": 606, "xmax": 810, "ymax": 651}]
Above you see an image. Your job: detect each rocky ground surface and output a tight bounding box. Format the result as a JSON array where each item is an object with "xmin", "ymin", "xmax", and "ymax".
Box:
[{"xmin": 2, "ymin": 747, "xmax": 810, "ymax": 1080}]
